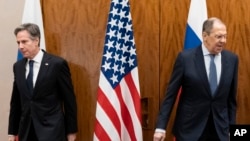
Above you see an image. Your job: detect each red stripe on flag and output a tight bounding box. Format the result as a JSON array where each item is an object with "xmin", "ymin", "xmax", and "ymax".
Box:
[
  {"xmin": 124, "ymin": 73, "xmax": 141, "ymax": 122},
  {"xmin": 96, "ymin": 87, "xmax": 121, "ymax": 136},
  {"xmin": 94, "ymin": 119, "xmax": 111, "ymax": 141},
  {"xmin": 115, "ymin": 84, "xmax": 137, "ymax": 141}
]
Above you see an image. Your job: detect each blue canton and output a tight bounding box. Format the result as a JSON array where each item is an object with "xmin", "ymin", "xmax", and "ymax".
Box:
[{"xmin": 101, "ymin": 0, "xmax": 137, "ymax": 88}]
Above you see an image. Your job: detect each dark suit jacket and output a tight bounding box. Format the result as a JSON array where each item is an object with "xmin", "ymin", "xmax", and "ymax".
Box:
[
  {"xmin": 156, "ymin": 46, "xmax": 238, "ymax": 141},
  {"xmin": 8, "ymin": 51, "xmax": 78, "ymax": 141}
]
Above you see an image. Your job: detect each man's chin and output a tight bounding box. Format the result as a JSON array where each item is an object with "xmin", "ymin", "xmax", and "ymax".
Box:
[
  {"xmin": 216, "ymin": 47, "xmax": 223, "ymax": 53},
  {"xmin": 22, "ymin": 55, "xmax": 30, "ymax": 59}
]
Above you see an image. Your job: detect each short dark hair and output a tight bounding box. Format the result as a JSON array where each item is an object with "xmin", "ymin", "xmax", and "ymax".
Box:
[
  {"xmin": 202, "ymin": 17, "xmax": 225, "ymax": 35},
  {"xmin": 14, "ymin": 23, "xmax": 41, "ymax": 46}
]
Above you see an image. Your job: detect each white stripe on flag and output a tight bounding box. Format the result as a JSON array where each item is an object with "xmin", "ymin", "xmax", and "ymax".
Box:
[
  {"xmin": 98, "ymin": 71, "xmax": 135, "ymax": 140},
  {"xmin": 184, "ymin": 0, "xmax": 207, "ymax": 49},
  {"xmin": 120, "ymin": 69, "xmax": 142, "ymax": 141},
  {"xmin": 22, "ymin": 0, "xmax": 46, "ymax": 50},
  {"xmin": 187, "ymin": 0, "xmax": 207, "ymax": 40},
  {"xmin": 95, "ymin": 102, "xmax": 120, "ymax": 140}
]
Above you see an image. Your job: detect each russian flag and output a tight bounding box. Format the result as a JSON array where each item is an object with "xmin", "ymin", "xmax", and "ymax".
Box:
[
  {"xmin": 184, "ymin": 0, "xmax": 207, "ymax": 50},
  {"xmin": 17, "ymin": 0, "xmax": 46, "ymax": 60}
]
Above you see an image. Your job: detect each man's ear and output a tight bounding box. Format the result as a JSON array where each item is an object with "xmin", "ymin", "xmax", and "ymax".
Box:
[
  {"xmin": 202, "ymin": 32, "xmax": 208, "ymax": 41},
  {"xmin": 34, "ymin": 38, "xmax": 39, "ymax": 46},
  {"xmin": 202, "ymin": 32, "xmax": 207, "ymax": 38}
]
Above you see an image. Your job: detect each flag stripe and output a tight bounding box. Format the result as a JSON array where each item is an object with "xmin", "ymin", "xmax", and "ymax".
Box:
[
  {"xmin": 18, "ymin": 0, "xmax": 46, "ymax": 60},
  {"xmin": 96, "ymin": 87, "xmax": 121, "ymax": 135},
  {"xmin": 115, "ymin": 84, "xmax": 136, "ymax": 141},
  {"xmin": 95, "ymin": 102, "xmax": 120, "ymax": 140},
  {"xmin": 94, "ymin": 119, "xmax": 111, "ymax": 141},
  {"xmin": 184, "ymin": 0, "xmax": 207, "ymax": 50},
  {"xmin": 22, "ymin": 0, "xmax": 46, "ymax": 50},
  {"xmin": 186, "ymin": 0, "xmax": 207, "ymax": 40},
  {"xmin": 119, "ymin": 71, "xmax": 142, "ymax": 140},
  {"xmin": 124, "ymin": 71, "xmax": 141, "ymax": 121}
]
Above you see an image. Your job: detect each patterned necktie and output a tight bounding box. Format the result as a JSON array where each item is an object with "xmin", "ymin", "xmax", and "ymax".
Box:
[
  {"xmin": 27, "ymin": 60, "xmax": 34, "ymax": 94},
  {"xmin": 209, "ymin": 54, "xmax": 217, "ymax": 95}
]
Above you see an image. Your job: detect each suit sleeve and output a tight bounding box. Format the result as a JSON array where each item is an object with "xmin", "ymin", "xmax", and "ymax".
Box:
[
  {"xmin": 228, "ymin": 55, "xmax": 238, "ymax": 124},
  {"xmin": 155, "ymin": 52, "xmax": 184, "ymax": 129},
  {"xmin": 8, "ymin": 64, "xmax": 21, "ymax": 135},
  {"xmin": 57, "ymin": 60, "xmax": 78, "ymax": 134}
]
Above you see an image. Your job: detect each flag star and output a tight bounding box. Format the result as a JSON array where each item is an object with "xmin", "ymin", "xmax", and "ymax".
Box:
[
  {"xmin": 107, "ymin": 29, "xmax": 116, "ymax": 38},
  {"xmin": 116, "ymin": 42, "xmax": 121, "ymax": 49},
  {"xmin": 110, "ymin": 74, "xmax": 118, "ymax": 84},
  {"xmin": 120, "ymin": 0, "xmax": 128, "ymax": 9},
  {"xmin": 113, "ymin": 53, "xmax": 120, "ymax": 62},
  {"xmin": 110, "ymin": 7, "xmax": 119, "ymax": 16},
  {"xmin": 117, "ymin": 32, "xmax": 122, "ymax": 39},
  {"xmin": 129, "ymin": 47, "xmax": 136, "ymax": 56},
  {"xmin": 125, "ymin": 23, "xmax": 132, "ymax": 32},
  {"xmin": 103, "ymin": 51, "xmax": 113, "ymax": 61},
  {"xmin": 112, "ymin": 63, "xmax": 119, "ymax": 73},
  {"xmin": 120, "ymin": 66, "xmax": 125, "ymax": 75},
  {"xmin": 118, "ymin": 20, "xmax": 124, "ymax": 29},
  {"xmin": 120, "ymin": 9, "xmax": 126, "ymax": 17},
  {"xmin": 112, "ymin": 0, "xmax": 119, "ymax": 5},
  {"xmin": 106, "ymin": 40, "xmax": 114, "ymax": 49},
  {"xmin": 124, "ymin": 34, "xmax": 130, "ymax": 41},
  {"xmin": 109, "ymin": 18, "xmax": 117, "ymax": 28},
  {"xmin": 102, "ymin": 61, "xmax": 111, "ymax": 71},
  {"xmin": 128, "ymin": 58, "xmax": 134, "ymax": 67},
  {"xmin": 120, "ymin": 55, "xmax": 127, "ymax": 65},
  {"xmin": 121, "ymin": 45, "xmax": 129, "ymax": 53}
]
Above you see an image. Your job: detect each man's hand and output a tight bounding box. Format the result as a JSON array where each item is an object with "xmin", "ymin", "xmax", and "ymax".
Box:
[
  {"xmin": 153, "ymin": 132, "xmax": 166, "ymax": 141},
  {"xmin": 67, "ymin": 133, "xmax": 77, "ymax": 141},
  {"xmin": 8, "ymin": 135, "xmax": 16, "ymax": 141}
]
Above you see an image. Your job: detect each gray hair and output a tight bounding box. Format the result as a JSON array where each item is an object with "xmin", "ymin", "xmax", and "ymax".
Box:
[
  {"xmin": 14, "ymin": 23, "xmax": 41, "ymax": 46},
  {"xmin": 202, "ymin": 17, "xmax": 225, "ymax": 35}
]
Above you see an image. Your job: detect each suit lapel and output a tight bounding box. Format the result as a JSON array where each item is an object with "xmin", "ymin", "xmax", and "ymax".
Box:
[
  {"xmin": 194, "ymin": 46, "xmax": 211, "ymax": 96},
  {"xmin": 33, "ymin": 53, "xmax": 50, "ymax": 96},
  {"xmin": 18, "ymin": 59, "xmax": 32, "ymax": 98},
  {"xmin": 194, "ymin": 48, "xmax": 229, "ymax": 97},
  {"xmin": 215, "ymin": 51, "xmax": 229, "ymax": 95}
]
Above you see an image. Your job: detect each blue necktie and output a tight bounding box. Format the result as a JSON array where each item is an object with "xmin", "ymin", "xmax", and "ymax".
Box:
[
  {"xmin": 27, "ymin": 60, "xmax": 34, "ymax": 94},
  {"xmin": 209, "ymin": 54, "xmax": 217, "ymax": 95}
]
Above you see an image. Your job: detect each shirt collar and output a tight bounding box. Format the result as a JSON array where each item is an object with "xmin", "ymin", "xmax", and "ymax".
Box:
[
  {"xmin": 29, "ymin": 49, "xmax": 44, "ymax": 63},
  {"xmin": 201, "ymin": 43, "xmax": 221, "ymax": 57}
]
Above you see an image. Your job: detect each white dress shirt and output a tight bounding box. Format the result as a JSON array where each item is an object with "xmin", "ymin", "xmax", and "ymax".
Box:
[
  {"xmin": 202, "ymin": 44, "xmax": 221, "ymax": 84},
  {"xmin": 25, "ymin": 50, "xmax": 44, "ymax": 88}
]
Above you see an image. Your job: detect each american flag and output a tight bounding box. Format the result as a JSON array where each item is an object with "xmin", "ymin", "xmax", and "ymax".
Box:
[{"xmin": 94, "ymin": 0, "xmax": 142, "ymax": 140}]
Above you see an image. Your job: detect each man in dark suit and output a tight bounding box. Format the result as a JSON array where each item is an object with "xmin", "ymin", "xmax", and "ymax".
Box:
[
  {"xmin": 8, "ymin": 23, "xmax": 78, "ymax": 141},
  {"xmin": 153, "ymin": 17, "xmax": 238, "ymax": 141}
]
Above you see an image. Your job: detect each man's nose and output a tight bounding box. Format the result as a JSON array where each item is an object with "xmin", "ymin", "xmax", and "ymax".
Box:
[
  {"xmin": 221, "ymin": 37, "xmax": 226, "ymax": 43},
  {"xmin": 18, "ymin": 43, "xmax": 24, "ymax": 49}
]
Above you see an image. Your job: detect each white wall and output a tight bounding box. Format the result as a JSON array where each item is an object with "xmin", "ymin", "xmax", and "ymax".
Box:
[{"xmin": 0, "ymin": 0, "xmax": 24, "ymax": 139}]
